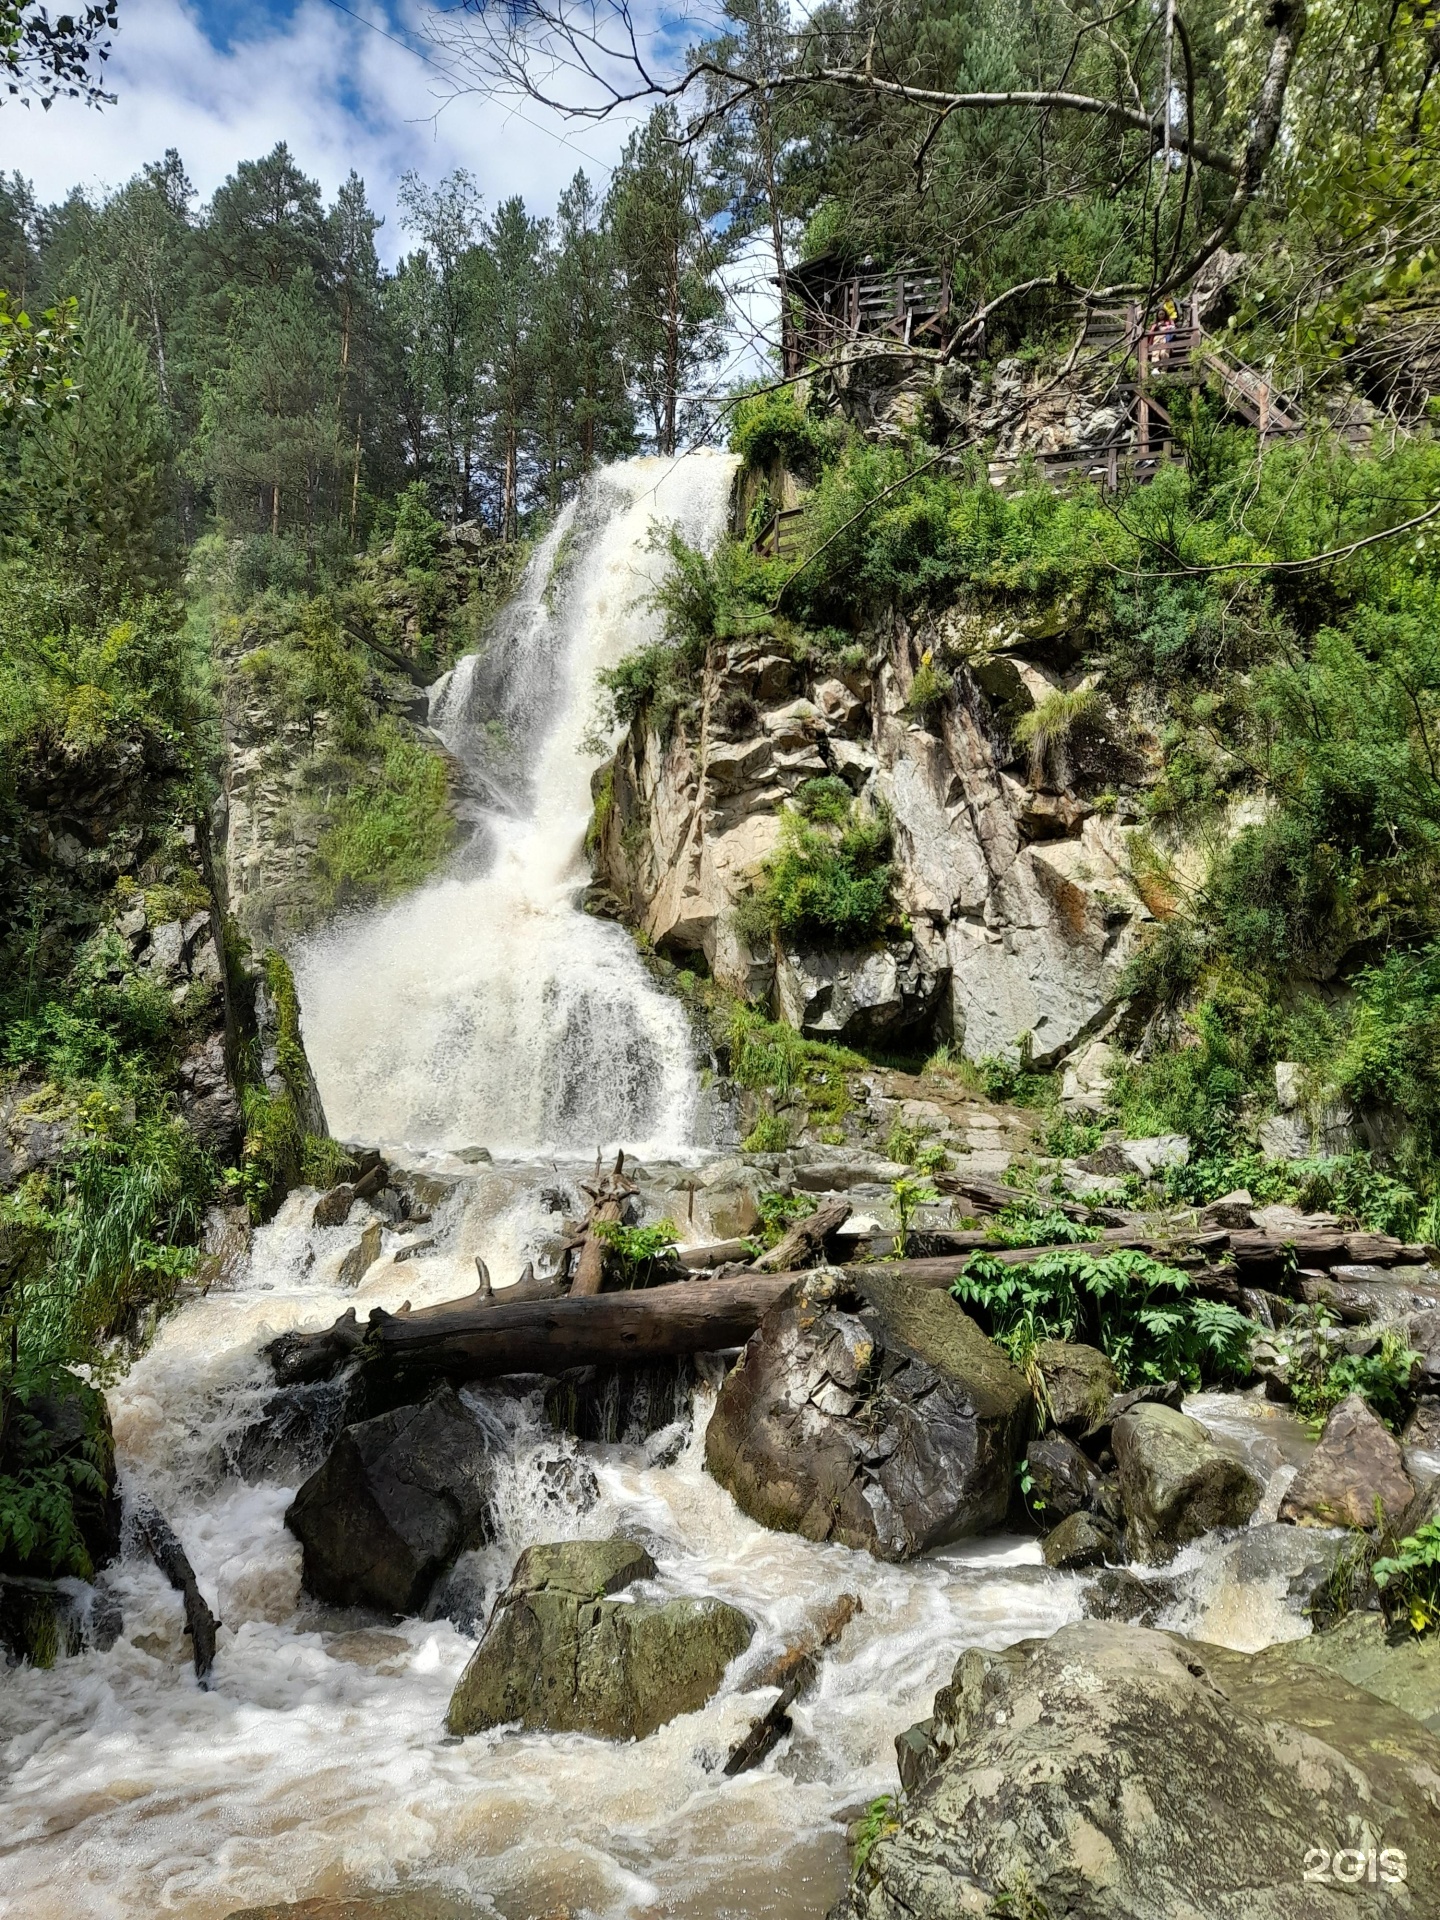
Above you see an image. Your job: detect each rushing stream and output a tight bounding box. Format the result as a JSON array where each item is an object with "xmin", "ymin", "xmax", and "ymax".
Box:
[{"xmin": 0, "ymin": 454, "xmax": 1319, "ymax": 1920}]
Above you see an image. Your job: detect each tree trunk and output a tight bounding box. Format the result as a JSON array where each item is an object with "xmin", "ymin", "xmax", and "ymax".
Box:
[
  {"xmin": 750, "ymin": 1198, "xmax": 851, "ymax": 1273},
  {"xmin": 134, "ymin": 1500, "xmax": 220, "ymax": 1684},
  {"xmin": 570, "ymin": 1150, "xmax": 640, "ymax": 1296}
]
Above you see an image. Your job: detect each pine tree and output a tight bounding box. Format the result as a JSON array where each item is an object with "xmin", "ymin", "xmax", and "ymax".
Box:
[
  {"xmin": 536, "ymin": 170, "xmax": 633, "ymax": 500},
  {"xmin": 604, "ymin": 108, "xmax": 726, "ymax": 455}
]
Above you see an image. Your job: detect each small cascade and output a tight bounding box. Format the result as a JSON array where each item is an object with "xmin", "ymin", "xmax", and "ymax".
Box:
[{"xmin": 292, "ymin": 453, "xmax": 737, "ymax": 1157}]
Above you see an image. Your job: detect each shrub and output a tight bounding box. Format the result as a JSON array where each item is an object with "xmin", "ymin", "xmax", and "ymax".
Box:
[
  {"xmin": 739, "ymin": 798, "xmax": 894, "ymax": 947},
  {"xmin": 904, "ymin": 657, "xmax": 953, "ymax": 718},
  {"xmin": 723, "ymin": 999, "xmax": 862, "ymax": 1132},
  {"xmin": 951, "ymin": 1246, "xmax": 1255, "ymax": 1387},
  {"xmin": 1373, "ymin": 1519, "xmax": 1440, "ymax": 1636},
  {"xmin": 742, "ymin": 1111, "xmax": 792, "ymax": 1152},
  {"xmin": 594, "ymin": 1218, "xmax": 680, "ymax": 1288},
  {"xmin": 730, "ymin": 389, "xmax": 836, "ymax": 477}
]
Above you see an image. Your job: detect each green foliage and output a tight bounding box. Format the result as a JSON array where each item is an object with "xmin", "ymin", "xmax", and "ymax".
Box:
[
  {"xmin": 890, "ymin": 1174, "xmax": 938, "ymax": 1257},
  {"xmin": 0, "ymin": 1364, "xmax": 109, "ymax": 1579},
  {"xmin": 1373, "ymin": 1519, "xmax": 1440, "ymax": 1636},
  {"xmin": 594, "ymin": 1217, "xmax": 681, "ymax": 1287},
  {"xmin": 313, "ymin": 720, "xmax": 454, "ymax": 910},
  {"xmin": 730, "ymin": 388, "xmax": 835, "ymax": 477},
  {"xmin": 851, "ymin": 1794, "xmax": 901, "ymax": 1880},
  {"xmin": 1281, "ymin": 1315, "xmax": 1419, "ymax": 1432},
  {"xmin": 904, "ymin": 658, "xmax": 953, "ymax": 718},
  {"xmin": 737, "ymin": 797, "xmax": 894, "ymax": 948},
  {"xmin": 982, "ymin": 1206, "xmax": 1101, "ymax": 1249},
  {"xmin": 885, "ymin": 1117, "xmax": 947, "ymax": 1171},
  {"xmin": 952, "ymin": 1247, "xmax": 1255, "ymax": 1388},
  {"xmin": 742, "ymin": 1111, "xmax": 792, "ymax": 1152},
  {"xmin": 723, "ymin": 998, "xmax": 862, "ymax": 1134},
  {"xmin": 754, "ymin": 1189, "xmax": 811, "ymax": 1246}
]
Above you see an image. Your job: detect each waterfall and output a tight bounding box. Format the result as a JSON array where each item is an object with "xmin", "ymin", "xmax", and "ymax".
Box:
[{"xmin": 292, "ymin": 452, "xmax": 736, "ymax": 1157}]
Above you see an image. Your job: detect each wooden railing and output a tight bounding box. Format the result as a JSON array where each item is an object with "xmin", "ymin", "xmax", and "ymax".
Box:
[
  {"xmin": 784, "ymin": 266, "xmax": 955, "ymax": 371},
  {"xmin": 755, "ymin": 506, "xmax": 805, "ymax": 559}
]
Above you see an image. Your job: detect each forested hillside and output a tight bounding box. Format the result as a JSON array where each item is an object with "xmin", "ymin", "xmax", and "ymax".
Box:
[{"xmin": 4, "ymin": 0, "xmax": 1440, "ymax": 1614}]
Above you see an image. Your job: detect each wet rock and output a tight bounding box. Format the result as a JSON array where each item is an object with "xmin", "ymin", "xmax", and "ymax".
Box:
[
  {"xmin": 1402, "ymin": 1310, "xmax": 1440, "ymax": 1394},
  {"xmin": 313, "ymin": 1184, "xmax": 356, "ymax": 1229},
  {"xmin": 1112, "ymin": 1402, "xmax": 1262, "ymax": 1563},
  {"xmin": 1403, "ymin": 1396, "xmax": 1440, "ymax": 1457},
  {"xmin": 1199, "ymin": 1522, "xmax": 1353, "ymax": 1628},
  {"xmin": 544, "ymin": 1360, "xmax": 695, "ymax": 1445},
  {"xmin": 194, "ymin": 1205, "xmax": 252, "ymax": 1291},
  {"xmin": 1300, "ymin": 1264, "xmax": 1440, "ymax": 1323},
  {"xmin": 1252, "ymin": 1611, "xmax": 1440, "ymax": 1735},
  {"xmin": 1042, "ymin": 1510, "xmax": 1121, "ymax": 1569},
  {"xmin": 285, "ymin": 1385, "xmax": 495, "ymax": 1614},
  {"xmin": 446, "ymin": 1538, "xmax": 753, "ymax": 1740},
  {"xmin": 236, "ymin": 1372, "xmax": 364, "ymax": 1484},
  {"xmin": 1082, "ymin": 1376, "xmax": 1183, "ymax": 1449},
  {"xmin": 704, "ymin": 1270, "xmax": 1030, "ymax": 1560},
  {"xmin": 1034, "ymin": 1339, "xmax": 1117, "ymax": 1435},
  {"xmin": 837, "ymin": 1622, "xmax": 1440, "ymax": 1920},
  {"xmin": 1278, "ymin": 1393, "xmax": 1414, "ymax": 1531},
  {"xmin": 1082, "ymin": 1567, "xmax": 1179, "ymax": 1626},
  {"xmin": 337, "ymin": 1220, "xmax": 383, "ymax": 1288},
  {"xmin": 1024, "ymin": 1431, "xmax": 1105, "ymax": 1522},
  {"xmin": 1118, "ymin": 1134, "xmax": 1188, "ymax": 1178}
]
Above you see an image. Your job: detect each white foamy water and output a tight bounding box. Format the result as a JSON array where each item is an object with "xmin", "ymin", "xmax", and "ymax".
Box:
[
  {"xmin": 0, "ymin": 455, "xmax": 1323, "ymax": 1920},
  {"xmin": 0, "ymin": 1169, "xmax": 1085, "ymax": 1920},
  {"xmin": 294, "ymin": 454, "xmax": 737, "ymax": 1158}
]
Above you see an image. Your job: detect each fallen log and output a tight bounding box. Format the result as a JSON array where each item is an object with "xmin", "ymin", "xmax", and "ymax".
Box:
[
  {"xmin": 571, "ymin": 1150, "xmax": 640, "ymax": 1297},
  {"xmin": 725, "ymin": 1593, "xmax": 862, "ymax": 1776},
  {"xmin": 679, "ymin": 1238, "xmax": 756, "ymax": 1271},
  {"xmin": 134, "ymin": 1499, "xmax": 220, "ymax": 1684},
  {"xmin": 750, "ymin": 1198, "xmax": 851, "ymax": 1273}
]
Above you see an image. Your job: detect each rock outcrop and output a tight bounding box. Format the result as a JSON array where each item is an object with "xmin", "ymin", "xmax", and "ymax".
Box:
[
  {"xmin": 1278, "ymin": 1393, "xmax": 1414, "ymax": 1531},
  {"xmin": 704, "ymin": 1270, "xmax": 1030, "ymax": 1559},
  {"xmin": 838, "ymin": 1621, "xmax": 1440, "ymax": 1920},
  {"xmin": 591, "ymin": 610, "xmax": 1154, "ymax": 1063},
  {"xmin": 286, "ymin": 1385, "xmax": 495, "ymax": 1613},
  {"xmin": 446, "ymin": 1538, "xmax": 753, "ymax": 1740},
  {"xmin": 1112, "ymin": 1401, "xmax": 1262, "ymax": 1562}
]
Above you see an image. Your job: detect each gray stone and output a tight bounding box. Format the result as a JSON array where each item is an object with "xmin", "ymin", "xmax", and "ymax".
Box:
[
  {"xmin": 337, "ymin": 1220, "xmax": 382, "ymax": 1287},
  {"xmin": 445, "ymin": 1537, "xmax": 752, "ymax": 1740},
  {"xmin": 775, "ymin": 936, "xmax": 947, "ymax": 1043},
  {"xmin": 1024, "ymin": 1431, "xmax": 1105, "ymax": 1522},
  {"xmin": 1082, "ymin": 1567, "xmax": 1179, "ymax": 1626},
  {"xmin": 1119, "ymin": 1133, "xmax": 1189, "ymax": 1178},
  {"xmin": 1112, "ymin": 1402, "xmax": 1262, "ymax": 1562},
  {"xmin": 145, "ymin": 919, "xmax": 186, "ymax": 980},
  {"xmin": 1042, "ymin": 1510, "xmax": 1121, "ymax": 1569},
  {"xmin": 704, "ymin": 1269, "xmax": 1030, "ymax": 1560},
  {"xmin": 1036, "ymin": 1340, "xmax": 1119, "ymax": 1434},
  {"xmin": 1253, "ymin": 1610, "xmax": 1440, "ymax": 1735},
  {"xmin": 285, "ymin": 1386, "xmax": 494, "ymax": 1613},
  {"xmin": 1258, "ymin": 1111, "xmax": 1311, "ymax": 1160},
  {"xmin": 1059, "ymin": 1040, "xmax": 1117, "ymax": 1116},
  {"xmin": 1198, "ymin": 1188, "xmax": 1255, "ymax": 1230},
  {"xmin": 313, "ymin": 1184, "xmax": 357, "ymax": 1230},
  {"xmin": 1274, "ymin": 1060, "xmax": 1304, "ymax": 1110},
  {"xmin": 835, "ymin": 1622, "xmax": 1440, "ymax": 1920},
  {"xmin": 1302, "ymin": 1265, "xmax": 1440, "ymax": 1323},
  {"xmin": 1278, "ymin": 1393, "xmax": 1414, "ymax": 1532}
]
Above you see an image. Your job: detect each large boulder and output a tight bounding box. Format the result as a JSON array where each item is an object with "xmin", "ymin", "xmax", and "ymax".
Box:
[
  {"xmin": 285, "ymin": 1385, "xmax": 494, "ymax": 1613},
  {"xmin": 1256, "ymin": 1611, "xmax": 1440, "ymax": 1735},
  {"xmin": 446, "ymin": 1538, "xmax": 752, "ymax": 1741},
  {"xmin": 1024, "ymin": 1431, "xmax": 1110, "ymax": 1523},
  {"xmin": 1278, "ymin": 1393, "xmax": 1414, "ymax": 1532},
  {"xmin": 704, "ymin": 1270, "xmax": 1030, "ymax": 1560},
  {"xmin": 836, "ymin": 1621, "xmax": 1440, "ymax": 1920},
  {"xmin": 1042, "ymin": 1510, "xmax": 1121, "ymax": 1569},
  {"xmin": 1112, "ymin": 1402, "xmax": 1262, "ymax": 1563},
  {"xmin": 1034, "ymin": 1339, "xmax": 1117, "ymax": 1434},
  {"xmin": 775, "ymin": 936, "xmax": 948, "ymax": 1043}
]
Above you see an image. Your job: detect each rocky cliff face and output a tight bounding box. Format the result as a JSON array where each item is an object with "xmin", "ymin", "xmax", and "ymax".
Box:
[{"xmin": 590, "ymin": 593, "xmax": 1155, "ymax": 1067}]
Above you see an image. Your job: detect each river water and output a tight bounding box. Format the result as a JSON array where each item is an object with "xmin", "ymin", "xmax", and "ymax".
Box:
[{"xmin": 0, "ymin": 455, "xmax": 1316, "ymax": 1920}]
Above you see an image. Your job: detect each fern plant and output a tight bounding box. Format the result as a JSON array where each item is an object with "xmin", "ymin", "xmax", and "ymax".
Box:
[{"xmin": 1373, "ymin": 1519, "xmax": 1440, "ymax": 1636}]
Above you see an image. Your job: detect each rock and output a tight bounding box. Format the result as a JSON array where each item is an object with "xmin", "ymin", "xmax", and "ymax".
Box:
[
  {"xmin": 1190, "ymin": 1523, "xmax": 1353, "ymax": 1644},
  {"xmin": 1301, "ymin": 1264, "xmax": 1440, "ymax": 1322},
  {"xmin": 1042, "ymin": 1510, "xmax": 1121, "ymax": 1568},
  {"xmin": 1083, "ymin": 1377, "xmax": 1183, "ymax": 1448},
  {"xmin": 1405, "ymin": 1312, "xmax": 1440, "ymax": 1395},
  {"xmin": 1257, "ymin": 1111, "xmax": 1312, "ymax": 1159},
  {"xmin": 1199, "ymin": 1187, "xmax": 1255, "ymax": 1230},
  {"xmin": 1112, "ymin": 1402, "xmax": 1262, "ymax": 1563},
  {"xmin": 285, "ymin": 1386, "xmax": 495, "ymax": 1613},
  {"xmin": 145, "ymin": 918, "xmax": 186, "ymax": 980},
  {"xmin": 337, "ymin": 1220, "xmax": 382, "ymax": 1287},
  {"xmin": 193, "ymin": 1204, "xmax": 252, "ymax": 1291},
  {"xmin": 775, "ymin": 937, "xmax": 947, "ymax": 1043},
  {"xmin": 313, "ymin": 1184, "xmax": 356, "ymax": 1229},
  {"xmin": 445, "ymin": 1537, "xmax": 752, "ymax": 1740},
  {"xmin": 1024, "ymin": 1431, "xmax": 1105, "ymax": 1522},
  {"xmin": 837, "ymin": 1622, "xmax": 1440, "ymax": 1920},
  {"xmin": 1119, "ymin": 1133, "xmax": 1189, "ymax": 1178},
  {"xmin": 236, "ymin": 1374, "xmax": 364, "ymax": 1484},
  {"xmin": 175, "ymin": 1031, "xmax": 243, "ymax": 1159},
  {"xmin": 0, "ymin": 1079, "xmax": 73, "ymax": 1193},
  {"xmin": 1059, "ymin": 1040, "xmax": 1117, "ymax": 1116},
  {"xmin": 1253, "ymin": 1610, "xmax": 1440, "ymax": 1735},
  {"xmin": 704, "ymin": 1270, "xmax": 1030, "ymax": 1561},
  {"xmin": 1274, "ymin": 1060, "xmax": 1304, "ymax": 1110},
  {"xmin": 1403, "ymin": 1396, "xmax": 1440, "ymax": 1462},
  {"xmin": 1278, "ymin": 1393, "xmax": 1413, "ymax": 1531},
  {"xmin": 1035, "ymin": 1339, "xmax": 1118, "ymax": 1434},
  {"xmin": 1082, "ymin": 1567, "xmax": 1179, "ymax": 1626}
]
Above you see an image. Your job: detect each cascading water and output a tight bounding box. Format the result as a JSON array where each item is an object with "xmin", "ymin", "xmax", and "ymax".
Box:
[
  {"xmin": 0, "ymin": 453, "xmax": 1323, "ymax": 1920},
  {"xmin": 292, "ymin": 454, "xmax": 735, "ymax": 1157}
]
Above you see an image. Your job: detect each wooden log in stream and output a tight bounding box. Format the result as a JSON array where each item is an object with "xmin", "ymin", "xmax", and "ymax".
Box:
[{"xmin": 134, "ymin": 1499, "xmax": 220, "ymax": 1684}]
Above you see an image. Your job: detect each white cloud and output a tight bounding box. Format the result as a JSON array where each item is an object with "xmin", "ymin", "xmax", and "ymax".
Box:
[{"xmin": 2, "ymin": 0, "xmax": 641, "ymax": 256}]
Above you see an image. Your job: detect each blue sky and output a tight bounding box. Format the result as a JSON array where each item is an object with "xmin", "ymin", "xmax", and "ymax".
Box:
[{"xmin": 0, "ymin": 0, "xmax": 662, "ymax": 256}]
